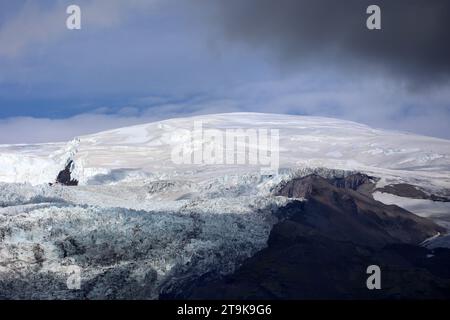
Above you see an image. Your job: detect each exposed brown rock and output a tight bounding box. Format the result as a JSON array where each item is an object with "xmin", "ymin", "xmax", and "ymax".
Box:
[
  {"xmin": 275, "ymin": 174, "xmax": 444, "ymax": 247},
  {"xmin": 376, "ymin": 183, "xmax": 450, "ymax": 202}
]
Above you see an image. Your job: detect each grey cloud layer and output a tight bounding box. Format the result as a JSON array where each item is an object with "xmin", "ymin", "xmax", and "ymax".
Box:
[
  {"xmin": 216, "ymin": 0, "xmax": 450, "ymax": 84},
  {"xmin": 0, "ymin": 1, "xmax": 449, "ymax": 143}
]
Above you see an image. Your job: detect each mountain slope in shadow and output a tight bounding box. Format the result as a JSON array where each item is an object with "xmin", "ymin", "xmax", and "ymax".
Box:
[{"xmin": 167, "ymin": 174, "xmax": 450, "ymax": 299}]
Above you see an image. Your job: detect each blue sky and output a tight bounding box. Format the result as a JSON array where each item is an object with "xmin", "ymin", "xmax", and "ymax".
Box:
[{"xmin": 0, "ymin": 0, "xmax": 449, "ymax": 143}]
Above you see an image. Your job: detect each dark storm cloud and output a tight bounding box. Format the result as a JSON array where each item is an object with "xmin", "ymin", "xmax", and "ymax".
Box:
[{"xmin": 216, "ymin": 0, "xmax": 450, "ymax": 84}]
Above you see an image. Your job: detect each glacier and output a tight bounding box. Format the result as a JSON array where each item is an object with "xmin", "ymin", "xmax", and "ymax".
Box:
[{"xmin": 0, "ymin": 112, "xmax": 450, "ymax": 299}]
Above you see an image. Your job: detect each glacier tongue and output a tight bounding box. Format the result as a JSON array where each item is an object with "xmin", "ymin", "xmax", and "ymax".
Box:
[{"xmin": 0, "ymin": 175, "xmax": 288, "ymax": 299}]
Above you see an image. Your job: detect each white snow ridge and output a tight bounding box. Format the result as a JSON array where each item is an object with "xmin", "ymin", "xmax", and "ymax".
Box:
[{"xmin": 0, "ymin": 112, "xmax": 450, "ymax": 299}]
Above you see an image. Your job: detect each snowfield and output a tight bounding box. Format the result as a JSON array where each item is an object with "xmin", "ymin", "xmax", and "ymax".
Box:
[
  {"xmin": 1, "ymin": 112, "xmax": 450, "ymax": 298},
  {"xmin": 1, "ymin": 113, "xmax": 450, "ymax": 186}
]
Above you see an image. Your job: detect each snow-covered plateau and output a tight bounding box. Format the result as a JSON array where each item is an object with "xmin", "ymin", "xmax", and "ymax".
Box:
[{"xmin": 1, "ymin": 112, "xmax": 450, "ymax": 299}]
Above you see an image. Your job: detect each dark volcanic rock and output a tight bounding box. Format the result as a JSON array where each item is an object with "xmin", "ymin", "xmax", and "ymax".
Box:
[
  {"xmin": 274, "ymin": 174, "xmax": 444, "ymax": 248},
  {"xmin": 56, "ymin": 160, "xmax": 78, "ymax": 186},
  {"xmin": 328, "ymin": 173, "xmax": 377, "ymax": 195},
  {"xmin": 376, "ymin": 183, "xmax": 450, "ymax": 202}
]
